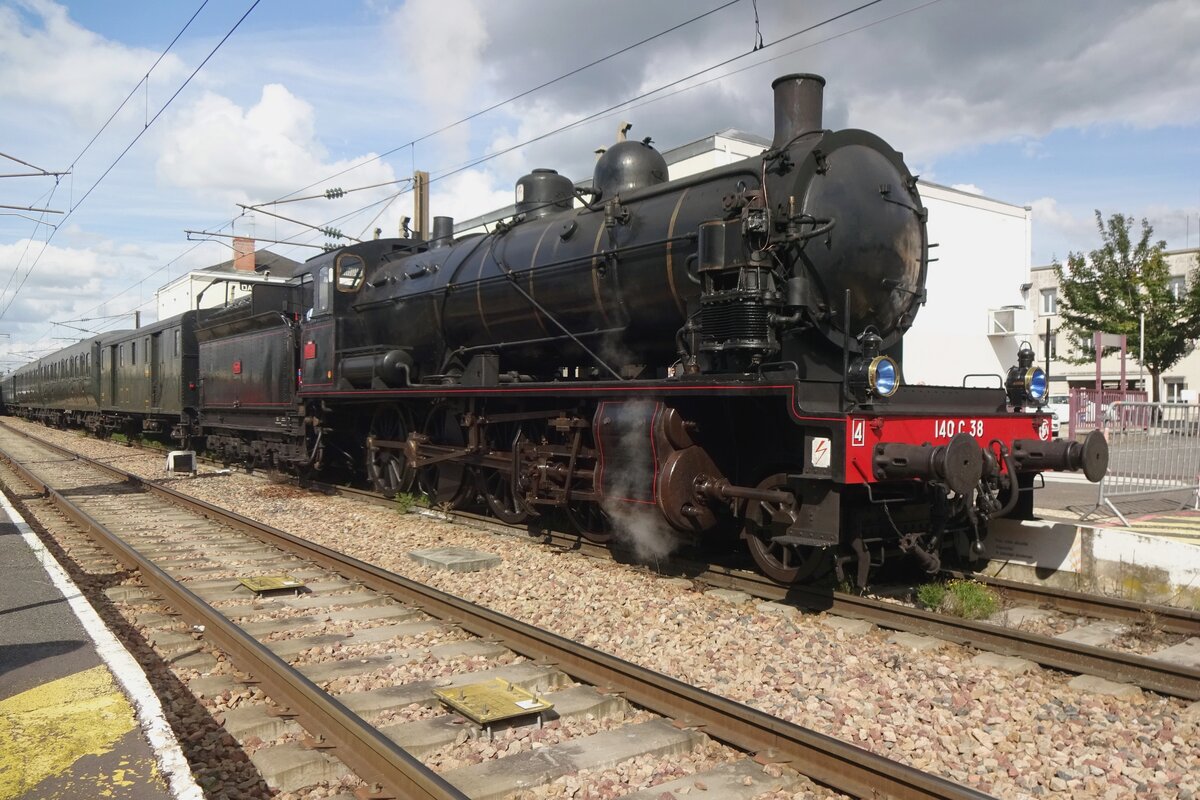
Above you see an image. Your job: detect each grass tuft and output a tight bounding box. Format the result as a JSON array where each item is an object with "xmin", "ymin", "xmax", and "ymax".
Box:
[
  {"xmin": 393, "ymin": 492, "xmax": 426, "ymax": 514},
  {"xmin": 916, "ymin": 582, "xmax": 947, "ymax": 610},
  {"xmin": 916, "ymin": 580, "xmax": 999, "ymax": 620}
]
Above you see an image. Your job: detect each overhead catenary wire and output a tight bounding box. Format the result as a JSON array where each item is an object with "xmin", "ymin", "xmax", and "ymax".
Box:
[
  {"xmin": 424, "ymin": 0, "xmax": 889, "ymax": 188},
  {"xmin": 271, "ymin": 0, "xmax": 743, "ymax": 204},
  {"xmin": 0, "ymin": 1, "xmax": 208, "ymax": 306},
  {"xmin": 0, "ymin": 0, "xmax": 260, "ymax": 325},
  {"xmin": 0, "ymin": 151, "xmax": 68, "ymax": 177},
  {"xmin": 64, "ymin": 1, "xmax": 211, "ymax": 178}
]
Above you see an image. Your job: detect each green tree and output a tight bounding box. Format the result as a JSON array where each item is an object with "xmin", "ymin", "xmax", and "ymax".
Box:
[{"xmin": 1053, "ymin": 211, "xmax": 1200, "ymax": 402}]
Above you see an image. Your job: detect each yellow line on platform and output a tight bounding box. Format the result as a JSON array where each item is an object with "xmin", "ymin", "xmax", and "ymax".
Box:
[
  {"xmin": 0, "ymin": 665, "xmax": 138, "ymax": 798},
  {"xmin": 1130, "ymin": 530, "xmax": 1200, "ymax": 540}
]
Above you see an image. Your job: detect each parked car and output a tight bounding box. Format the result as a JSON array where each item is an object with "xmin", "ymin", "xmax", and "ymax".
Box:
[{"xmin": 1047, "ymin": 394, "xmax": 1070, "ymax": 437}]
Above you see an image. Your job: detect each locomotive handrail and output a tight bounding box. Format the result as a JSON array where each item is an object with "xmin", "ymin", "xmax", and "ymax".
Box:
[{"xmin": 961, "ymin": 372, "xmax": 1004, "ymax": 389}]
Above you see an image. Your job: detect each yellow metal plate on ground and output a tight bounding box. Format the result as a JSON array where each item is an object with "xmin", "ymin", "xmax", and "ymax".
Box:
[
  {"xmin": 434, "ymin": 678, "xmax": 554, "ymax": 724},
  {"xmin": 238, "ymin": 574, "xmax": 305, "ymax": 593}
]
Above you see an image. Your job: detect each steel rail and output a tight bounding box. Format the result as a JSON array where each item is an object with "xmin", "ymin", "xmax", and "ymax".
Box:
[
  {"xmin": 0, "ymin": 423, "xmax": 991, "ymax": 800},
  {"xmin": 57, "ymin": 426, "xmax": 1200, "ymax": 634},
  {"xmin": 320, "ymin": 482, "xmax": 1200, "ymax": 639},
  {"xmin": 407, "ymin": 503, "xmax": 1200, "ymax": 699},
  {"xmin": 943, "ymin": 570, "xmax": 1200, "ymax": 637},
  {"xmin": 0, "ymin": 445, "xmax": 469, "ymax": 800}
]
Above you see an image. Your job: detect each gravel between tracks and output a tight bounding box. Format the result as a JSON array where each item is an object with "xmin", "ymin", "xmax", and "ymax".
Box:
[{"xmin": 13, "ymin": 422, "xmax": 1200, "ymax": 800}]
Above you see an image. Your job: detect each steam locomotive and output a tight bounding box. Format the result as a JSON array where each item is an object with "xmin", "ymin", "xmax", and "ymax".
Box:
[{"xmin": 2, "ymin": 74, "xmax": 1108, "ymax": 586}]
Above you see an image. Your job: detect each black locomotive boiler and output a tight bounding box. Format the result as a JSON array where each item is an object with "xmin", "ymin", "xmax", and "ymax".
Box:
[{"xmin": 3, "ymin": 74, "xmax": 1108, "ymax": 586}]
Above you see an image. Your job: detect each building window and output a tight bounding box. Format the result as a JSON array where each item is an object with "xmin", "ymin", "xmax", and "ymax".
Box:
[
  {"xmin": 1170, "ymin": 276, "xmax": 1187, "ymax": 300},
  {"xmin": 1166, "ymin": 380, "xmax": 1186, "ymax": 403},
  {"xmin": 1040, "ymin": 288, "xmax": 1058, "ymax": 315}
]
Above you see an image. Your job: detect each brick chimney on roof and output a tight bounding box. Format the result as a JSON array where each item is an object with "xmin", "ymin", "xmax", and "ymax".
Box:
[{"xmin": 233, "ymin": 236, "xmax": 255, "ymax": 272}]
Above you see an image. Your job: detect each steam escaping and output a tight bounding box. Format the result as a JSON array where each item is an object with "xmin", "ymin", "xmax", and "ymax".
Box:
[
  {"xmin": 603, "ymin": 500, "xmax": 681, "ymax": 563},
  {"xmin": 597, "ymin": 399, "xmax": 683, "ymax": 564}
]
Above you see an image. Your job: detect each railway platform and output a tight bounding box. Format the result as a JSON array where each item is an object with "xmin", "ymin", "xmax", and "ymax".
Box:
[
  {"xmin": 1037, "ymin": 472, "xmax": 1200, "ymax": 545},
  {"xmin": 0, "ymin": 491, "xmax": 200, "ymax": 799},
  {"xmin": 987, "ymin": 472, "xmax": 1200, "ymax": 606}
]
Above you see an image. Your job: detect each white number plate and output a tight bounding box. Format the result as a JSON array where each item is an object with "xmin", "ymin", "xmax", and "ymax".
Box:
[{"xmin": 934, "ymin": 419, "xmax": 985, "ymax": 438}]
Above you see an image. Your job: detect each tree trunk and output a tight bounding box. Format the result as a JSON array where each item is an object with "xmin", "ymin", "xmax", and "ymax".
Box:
[{"xmin": 1150, "ymin": 368, "xmax": 1161, "ymax": 402}]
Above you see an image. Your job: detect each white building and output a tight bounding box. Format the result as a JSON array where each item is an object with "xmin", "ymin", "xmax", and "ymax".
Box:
[
  {"xmin": 902, "ymin": 184, "xmax": 1032, "ymax": 385},
  {"xmin": 155, "ymin": 237, "xmax": 302, "ymax": 320}
]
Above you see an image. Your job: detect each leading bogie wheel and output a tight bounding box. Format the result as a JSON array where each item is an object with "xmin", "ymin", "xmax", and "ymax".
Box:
[{"xmin": 742, "ymin": 472, "xmax": 833, "ymax": 585}]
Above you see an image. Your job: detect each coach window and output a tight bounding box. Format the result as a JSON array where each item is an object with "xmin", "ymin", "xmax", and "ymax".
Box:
[
  {"xmin": 119, "ymin": 345, "xmax": 125, "ymax": 367},
  {"xmin": 174, "ymin": 329, "xmax": 181, "ymax": 357},
  {"xmin": 131, "ymin": 341, "xmax": 137, "ymax": 365},
  {"xmin": 314, "ymin": 266, "xmax": 333, "ymax": 315},
  {"xmin": 335, "ymin": 254, "xmax": 365, "ymax": 292}
]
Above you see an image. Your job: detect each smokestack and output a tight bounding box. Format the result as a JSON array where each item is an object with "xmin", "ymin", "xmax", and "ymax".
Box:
[
  {"xmin": 430, "ymin": 216, "xmax": 454, "ymax": 249},
  {"xmin": 771, "ymin": 73, "xmax": 825, "ymax": 149},
  {"xmin": 233, "ymin": 236, "xmax": 256, "ymax": 272}
]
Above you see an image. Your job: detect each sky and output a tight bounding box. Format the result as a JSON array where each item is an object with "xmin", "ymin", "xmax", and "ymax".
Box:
[{"xmin": 1, "ymin": 0, "xmax": 1198, "ymax": 368}]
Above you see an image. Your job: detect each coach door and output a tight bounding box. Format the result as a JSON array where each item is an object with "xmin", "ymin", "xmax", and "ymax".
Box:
[
  {"xmin": 100, "ymin": 345, "xmax": 116, "ymax": 407},
  {"xmin": 149, "ymin": 333, "xmax": 161, "ymax": 409}
]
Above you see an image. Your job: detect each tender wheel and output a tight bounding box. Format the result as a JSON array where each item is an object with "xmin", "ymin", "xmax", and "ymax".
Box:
[
  {"xmin": 742, "ymin": 472, "xmax": 832, "ymax": 585},
  {"xmin": 367, "ymin": 404, "xmax": 415, "ymax": 496},
  {"xmin": 418, "ymin": 404, "xmax": 474, "ymax": 509}
]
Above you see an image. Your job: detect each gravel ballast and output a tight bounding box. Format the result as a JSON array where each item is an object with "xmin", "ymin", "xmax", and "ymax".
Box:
[{"xmin": 9, "ymin": 421, "xmax": 1199, "ymax": 799}]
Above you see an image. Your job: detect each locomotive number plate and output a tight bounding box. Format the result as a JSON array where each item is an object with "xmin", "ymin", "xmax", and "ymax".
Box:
[{"xmin": 933, "ymin": 418, "xmax": 985, "ymax": 438}]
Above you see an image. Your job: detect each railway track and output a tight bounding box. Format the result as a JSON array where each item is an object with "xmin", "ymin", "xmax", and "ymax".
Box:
[
  {"xmin": 0, "ymin": 423, "xmax": 995, "ymax": 800},
  {"xmin": 318, "ymin": 486, "xmax": 1200, "ymax": 700},
  {"xmin": 7, "ymin": 417, "xmax": 1199, "ymax": 703}
]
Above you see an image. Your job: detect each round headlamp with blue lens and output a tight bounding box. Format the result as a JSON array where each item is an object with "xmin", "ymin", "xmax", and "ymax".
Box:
[
  {"xmin": 868, "ymin": 356, "xmax": 900, "ymax": 397},
  {"xmin": 1025, "ymin": 366, "xmax": 1047, "ymax": 404}
]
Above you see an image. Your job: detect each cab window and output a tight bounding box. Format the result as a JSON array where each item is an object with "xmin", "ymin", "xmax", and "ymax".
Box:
[
  {"xmin": 335, "ymin": 254, "xmax": 366, "ymax": 293},
  {"xmin": 314, "ymin": 266, "xmax": 333, "ymax": 315}
]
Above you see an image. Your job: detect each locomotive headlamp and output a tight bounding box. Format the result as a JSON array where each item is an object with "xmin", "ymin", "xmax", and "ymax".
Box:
[
  {"xmin": 848, "ymin": 330, "xmax": 900, "ymax": 399},
  {"xmin": 869, "ymin": 355, "xmax": 899, "ymax": 397},
  {"xmin": 1006, "ymin": 343, "xmax": 1048, "ymax": 407}
]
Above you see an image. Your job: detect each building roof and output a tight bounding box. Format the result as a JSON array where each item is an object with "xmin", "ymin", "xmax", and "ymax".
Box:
[
  {"xmin": 1032, "ymin": 246, "xmax": 1200, "ymax": 272},
  {"xmin": 658, "ymin": 128, "xmax": 771, "ymax": 165},
  {"xmin": 202, "ymin": 248, "xmax": 303, "ymax": 278}
]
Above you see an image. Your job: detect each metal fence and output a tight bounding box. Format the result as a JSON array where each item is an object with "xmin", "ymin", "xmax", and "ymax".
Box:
[
  {"xmin": 1069, "ymin": 387, "xmax": 1147, "ymax": 439},
  {"xmin": 1094, "ymin": 401, "xmax": 1200, "ymax": 525}
]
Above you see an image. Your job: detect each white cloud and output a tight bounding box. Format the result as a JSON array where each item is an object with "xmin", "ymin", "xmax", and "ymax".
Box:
[
  {"xmin": 951, "ymin": 183, "xmax": 984, "ymax": 196},
  {"xmin": 0, "ymin": 0, "xmax": 186, "ymax": 126},
  {"xmin": 1029, "ymin": 197, "xmax": 1097, "ymax": 263},
  {"xmin": 154, "ymin": 84, "xmax": 400, "ymax": 232},
  {"xmin": 428, "ymin": 169, "xmax": 514, "ymax": 224},
  {"xmin": 383, "ymin": 0, "xmax": 489, "ymax": 159}
]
